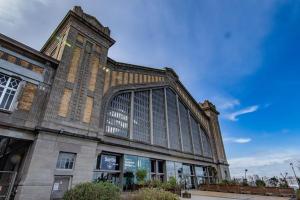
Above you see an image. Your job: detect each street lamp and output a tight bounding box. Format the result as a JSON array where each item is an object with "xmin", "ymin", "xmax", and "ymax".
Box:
[
  {"xmin": 244, "ymin": 169, "xmax": 248, "ymax": 180},
  {"xmin": 290, "ymin": 162, "xmax": 300, "ymax": 188}
]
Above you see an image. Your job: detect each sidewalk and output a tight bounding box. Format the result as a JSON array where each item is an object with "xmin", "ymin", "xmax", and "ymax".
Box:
[{"xmin": 180, "ymin": 190, "xmax": 290, "ymax": 200}]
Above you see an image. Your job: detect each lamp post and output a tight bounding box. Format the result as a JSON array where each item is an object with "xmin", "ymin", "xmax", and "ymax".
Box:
[
  {"xmin": 244, "ymin": 169, "xmax": 248, "ymax": 181},
  {"xmin": 290, "ymin": 162, "xmax": 300, "ymax": 188}
]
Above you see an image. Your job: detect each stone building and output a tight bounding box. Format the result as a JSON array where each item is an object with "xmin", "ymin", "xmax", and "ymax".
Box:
[{"xmin": 0, "ymin": 6, "xmax": 229, "ymax": 200}]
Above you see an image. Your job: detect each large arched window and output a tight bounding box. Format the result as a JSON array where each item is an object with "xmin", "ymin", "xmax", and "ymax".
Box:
[{"xmin": 104, "ymin": 87, "xmax": 213, "ymax": 158}]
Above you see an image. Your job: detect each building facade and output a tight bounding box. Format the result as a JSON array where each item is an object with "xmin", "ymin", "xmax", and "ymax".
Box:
[{"xmin": 0, "ymin": 6, "xmax": 229, "ymax": 200}]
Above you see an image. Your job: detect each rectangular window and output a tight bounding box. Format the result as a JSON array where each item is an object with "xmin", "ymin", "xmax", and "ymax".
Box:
[
  {"xmin": 56, "ymin": 152, "xmax": 76, "ymax": 170},
  {"xmin": 0, "ymin": 73, "xmax": 20, "ymax": 111}
]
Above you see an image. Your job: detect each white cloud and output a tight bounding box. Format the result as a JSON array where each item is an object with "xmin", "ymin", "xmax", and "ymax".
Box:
[
  {"xmin": 0, "ymin": 0, "xmax": 49, "ymax": 26},
  {"xmin": 229, "ymin": 149, "xmax": 300, "ymax": 178},
  {"xmin": 225, "ymin": 105, "xmax": 259, "ymax": 121},
  {"xmin": 224, "ymin": 137, "xmax": 252, "ymax": 144}
]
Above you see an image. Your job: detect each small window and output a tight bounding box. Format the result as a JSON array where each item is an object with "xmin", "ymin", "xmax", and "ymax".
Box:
[
  {"xmin": 56, "ymin": 152, "xmax": 76, "ymax": 170},
  {"xmin": 0, "ymin": 73, "xmax": 21, "ymax": 111}
]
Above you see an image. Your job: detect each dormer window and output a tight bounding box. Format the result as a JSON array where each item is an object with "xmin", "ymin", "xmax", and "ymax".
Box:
[{"xmin": 0, "ymin": 72, "xmax": 21, "ymax": 111}]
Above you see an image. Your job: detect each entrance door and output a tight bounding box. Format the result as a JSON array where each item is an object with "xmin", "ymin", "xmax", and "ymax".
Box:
[
  {"xmin": 0, "ymin": 171, "xmax": 17, "ymax": 200},
  {"xmin": 51, "ymin": 176, "xmax": 71, "ymax": 200}
]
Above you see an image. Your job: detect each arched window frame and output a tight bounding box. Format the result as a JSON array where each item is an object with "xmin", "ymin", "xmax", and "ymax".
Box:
[{"xmin": 103, "ymin": 86, "xmax": 213, "ymax": 158}]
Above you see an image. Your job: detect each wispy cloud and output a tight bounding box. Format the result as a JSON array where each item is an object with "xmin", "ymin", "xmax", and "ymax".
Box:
[
  {"xmin": 225, "ymin": 105, "xmax": 259, "ymax": 121},
  {"xmin": 229, "ymin": 149, "xmax": 300, "ymax": 177},
  {"xmin": 224, "ymin": 137, "xmax": 252, "ymax": 144}
]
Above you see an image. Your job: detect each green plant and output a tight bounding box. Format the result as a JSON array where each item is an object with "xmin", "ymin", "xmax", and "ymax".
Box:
[
  {"xmin": 279, "ymin": 178, "xmax": 289, "ymax": 188},
  {"xmin": 130, "ymin": 188, "xmax": 179, "ymax": 200},
  {"xmin": 296, "ymin": 189, "xmax": 300, "ymax": 200},
  {"xmin": 255, "ymin": 179, "xmax": 266, "ymax": 187},
  {"xmin": 148, "ymin": 179, "xmax": 163, "ymax": 188},
  {"xmin": 220, "ymin": 179, "xmax": 230, "ymax": 185},
  {"xmin": 136, "ymin": 169, "xmax": 147, "ymax": 185},
  {"xmin": 269, "ymin": 177, "xmax": 279, "ymax": 187},
  {"xmin": 63, "ymin": 182, "xmax": 120, "ymax": 200}
]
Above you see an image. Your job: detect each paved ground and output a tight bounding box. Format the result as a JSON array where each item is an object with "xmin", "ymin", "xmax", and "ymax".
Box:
[{"xmin": 180, "ymin": 190, "xmax": 291, "ymax": 200}]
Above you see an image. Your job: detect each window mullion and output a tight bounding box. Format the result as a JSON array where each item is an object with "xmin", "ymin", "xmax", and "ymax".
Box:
[
  {"xmin": 198, "ymin": 124, "xmax": 205, "ymax": 156},
  {"xmin": 150, "ymin": 89, "xmax": 153, "ymax": 145},
  {"xmin": 176, "ymin": 95, "xmax": 184, "ymax": 151},
  {"xmin": 129, "ymin": 91, "xmax": 134, "ymax": 140},
  {"xmin": 188, "ymin": 111, "xmax": 195, "ymax": 154},
  {"xmin": 164, "ymin": 88, "xmax": 170, "ymax": 149}
]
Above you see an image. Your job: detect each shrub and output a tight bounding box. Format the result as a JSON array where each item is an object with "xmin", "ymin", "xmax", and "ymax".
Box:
[
  {"xmin": 147, "ymin": 179, "xmax": 163, "ymax": 188},
  {"xmin": 220, "ymin": 180, "xmax": 230, "ymax": 185},
  {"xmin": 269, "ymin": 177, "xmax": 279, "ymax": 187},
  {"xmin": 136, "ymin": 169, "xmax": 147, "ymax": 185},
  {"xmin": 63, "ymin": 182, "xmax": 120, "ymax": 200},
  {"xmin": 255, "ymin": 179, "xmax": 266, "ymax": 187},
  {"xmin": 279, "ymin": 178, "xmax": 289, "ymax": 188},
  {"xmin": 130, "ymin": 188, "xmax": 179, "ymax": 200}
]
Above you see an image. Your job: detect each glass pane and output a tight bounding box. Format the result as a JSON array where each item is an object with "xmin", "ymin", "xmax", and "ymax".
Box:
[
  {"xmin": 152, "ymin": 89, "xmax": 167, "ymax": 147},
  {"xmin": 138, "ymin": 157, "xmax": 151, "ymax": 180},
  {"xmin": 0, "ymin": 73, "xmax": 8, "ymax": 86},
  {"xmin": 190, "ymin": 116, "xmax": 203, "ymax": 155},
  {"xmin": 100, "ymin": 154, "xmax": 120, "ymax": 171},
  {"xmin": 200, "ymin": 128, "xmax": 212, "ymax": 157},
  {"xmin": 166, "ymin": 88, "xmax": 181, "ymax": 150},
  {"xmin": 133, "ymin": 91, "xmax": 150, "ymax": 143},
  {"xmin": 8, "ymin": 78, "xmax": 20, "ymax": 89},
  {"xmin": 166, "ymin": 161, "xmax": 176, "ymax": 180},
  {"xmin": 179, "ymin": 101, "xmax": 193, "ymax": 153},
  {"xmin": 157, "ymin": 160, "xmax": 164, "ymax": 173},
  {"xmin": 124, "ymin": 155, "xmax": 138, "ymax": 173},
  {"xmin": 56, "ymin": 152, "xmax": 76, "ymax": 169},
  {"xmin": 105, "ymin": 92, "xmax": 131, "ymax": 137},
  {"xmin": 175, "ymin": 162, "xmax": 183, "ymax": 182},
  {"xmin": 195, "ymin": 166, "xmax": 204, "ymax": 177}
]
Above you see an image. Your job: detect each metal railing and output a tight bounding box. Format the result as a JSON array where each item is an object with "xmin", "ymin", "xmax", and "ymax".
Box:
[{"xmin": 0, "ymin": 171, "xmax": 17, "ymax": 200}]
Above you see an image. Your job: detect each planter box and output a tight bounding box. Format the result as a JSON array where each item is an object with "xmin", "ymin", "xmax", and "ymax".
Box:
[
  {"xmin": 206, "ymin": 184, "xmax": 219, "ymax": 191},
  {"xmin": 250, "ymin": 186, "xmax": 265, "ymax": 195},
  {"xmin": 265, "ymin": 187, "xmax": 280, "ymax": 196},
  {"xmin": 182, "ymin": 192, "xmax": 191, "ymax": 198},
  {"xmin": 240, "ymin": 186, "xmax": 252, "ymax": 194},
  {"xmin": 227, "ymin": 185, "xmax": 240, "ymax": 193},
  {"xmin": 278, "ymin": 188, "xmax": 295, "ymax": 197},
  {"xmin": 217, "ymin": 185, "xmax": 228, "ymax": 192}
]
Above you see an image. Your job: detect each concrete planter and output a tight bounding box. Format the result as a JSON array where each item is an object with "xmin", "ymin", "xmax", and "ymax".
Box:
[{"xmin": 278, "ymin": 188, "xmax": 295, "ymax": 197}]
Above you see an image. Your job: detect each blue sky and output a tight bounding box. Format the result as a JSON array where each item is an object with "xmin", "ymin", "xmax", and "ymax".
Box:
[{"xmin": 1, "ymin": 0, "xmax": 299, "ymax": 177}]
